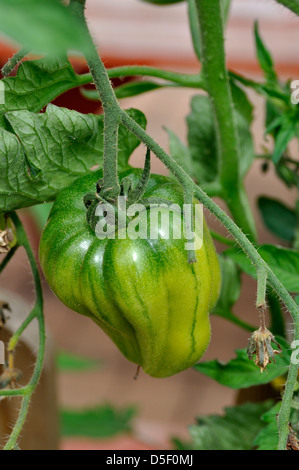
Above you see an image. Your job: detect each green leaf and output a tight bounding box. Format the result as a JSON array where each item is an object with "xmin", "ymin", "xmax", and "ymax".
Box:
[
  {"xmin": 0, "ymin": 57, "xmax": 86, "ymax": 127},
  {"xmin": 56, "ymin": 351, "xmax": 101, "ymax": 372},
  {"xmin": 236, "ymin": 110, "xmax": 255, "ymax": 177},
  {"xmin": 187, "ymin": 95, "xmax": 218, "ymax": 185},
  {"xmin": 0, "ymin": 105, "xmax": 146, "ymax": 211},
  {"xmin": 230, "ymin": 78, "xmax": 253, "ymax": 124},
  {"xmin": 29, "ymin": 202, "xmax": 53, "ymax": 231},
  {"xmin": 0, "ymin": 0, "xmax": 89, "ymax": 55},
  {"xmin": 253, "ymin": 402, "xmax": 281, "ymax": 450},
  {"xmin": 187, "ymin": 94, "xmax": 254, "ymax": 188},
  {"xmin": 265, "ymin": 114, "xmax": 285, "ymax": 137},
  {"xmin": 275, "ymin": 163, "xmax": 298, "ymax": 188},
  {"xmin": 225, "ymin": 244, "xmax": 299, "ymax": 293},
  {"xmin": 254, "ymin": 22, "xmax": 277, "ymax": 85},
  {"xmin": 60, "ymin": 404, "xmax": 136, "ymax": 439},
  {"xmin": 115, "ymin": 81, "xmax": 165, "ymax": 99},
  {"xmin": 166, "ymin": 128, "xmax": 195, "ymax": 178},
  {"xmin": 188, "ymin": 401, "xmax": 274, "ymax": 450},
  {"xmin": 171, "ymin": 437, "xmax": 194, "ymax": 450},
  {"xmin": 230, "ymin": 72, "xmax": 289, "ymax": 106},
  {"xmin": 272, "ymin": 118, "xmax": 296, "ymax": 164},
  {"xmin": 213, "ymin": 256, "xmax": 241, "ymax": 316},
  {"xmin": 258, "ymin": 197, "xmax": 296, "ymax": 242},
  {"xmin": 194, "ymin": 337, "xmax": 290, "ymax": 389}
]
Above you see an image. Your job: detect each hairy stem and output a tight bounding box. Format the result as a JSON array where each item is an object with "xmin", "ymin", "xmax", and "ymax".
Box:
[
  {"xmin": 0, "ymin": 213, "xmax": 45, "ymax": 450},
  {"xmin": 70, "ymin": 0, "xmax": 121, "ymax": 199},
  {"xmin": 77, "ymin": 66, "xmax": 205, "ymax": 90},
  {"xmin": 195, "ymin": 0, "xmax": 257, "ymax": 241},
  {"xmin": 108, "ymin": 66, "xmax": 205, "ymax": 89},
  {"xmin": 3, "ymin": 395, "xmax": 31, "ymax": 450},
  {"xmin": 1, "ymin": 48, "xmax": 29, "ymax": 77}
]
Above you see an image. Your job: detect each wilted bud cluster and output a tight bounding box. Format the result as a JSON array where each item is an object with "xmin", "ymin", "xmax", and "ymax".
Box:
[
  {"xmin": 0, "ymin": 367, "xmax": 22, "ymax": 389},
  {"xmin": 0, "ymin": 228, "xmax": 14, "ymax": 254},
  {"xmin": 247, "ymin": 326, "xmax": 282, "ymax": 373}
]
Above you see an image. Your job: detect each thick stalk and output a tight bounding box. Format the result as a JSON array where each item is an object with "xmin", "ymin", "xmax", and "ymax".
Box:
[
  {"xmin": 195, "ymin": 0, "xmax": 257, "ymax": 241},
  {"xmin": 256, "ymin": 268, "xmax": 267, "ymax": 308},
  {"xmin": 70, "ymin": 0, "xmax": 121, "ymax": 199}
]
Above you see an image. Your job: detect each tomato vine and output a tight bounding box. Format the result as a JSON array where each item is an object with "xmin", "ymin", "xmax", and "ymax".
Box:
[{"xmin": 0, "ymin": 0, "xmax": 298, "ymax": 450}]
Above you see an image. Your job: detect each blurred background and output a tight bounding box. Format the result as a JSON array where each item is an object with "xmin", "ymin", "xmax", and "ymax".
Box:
[{"xmin": 0, "ymin": 0, "xmax": 298, "ymax": 450}]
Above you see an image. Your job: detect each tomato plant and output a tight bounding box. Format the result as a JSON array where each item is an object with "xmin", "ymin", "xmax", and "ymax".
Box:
[{"xmin": 0, "ymin": 0, "xmax": 298, "ymax": 452}]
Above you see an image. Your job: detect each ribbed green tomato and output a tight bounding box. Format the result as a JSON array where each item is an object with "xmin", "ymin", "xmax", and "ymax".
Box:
[{"xmin": 39, "ymin": 169, "xmax": 221, "ymax": 378}]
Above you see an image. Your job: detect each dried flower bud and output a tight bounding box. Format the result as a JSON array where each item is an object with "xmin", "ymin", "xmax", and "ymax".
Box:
[
  {"xmin": 0, "ymin": 367, "xmax": 22, "ymax": 389},
  {"xmin": 287, "ymin": 425, "xmax": 299, "ymax": 451},
  {"xmin": 247, "ymin": 327, "xmax": 282, "ymax": 372},
  {"xmin": 0, "ymin": 228, "xmax": 14, "ymax": 254}
]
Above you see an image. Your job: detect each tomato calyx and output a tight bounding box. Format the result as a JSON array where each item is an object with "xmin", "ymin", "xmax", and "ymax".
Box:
[{"xmin": 83, "ymin": 148, "xmax": 153, "ymax": 232}]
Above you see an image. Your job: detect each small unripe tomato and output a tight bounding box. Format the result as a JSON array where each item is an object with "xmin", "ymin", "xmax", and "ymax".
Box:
[{"xmin": 39, "ymin": 169, "xmax": 221, "ymax": 378}]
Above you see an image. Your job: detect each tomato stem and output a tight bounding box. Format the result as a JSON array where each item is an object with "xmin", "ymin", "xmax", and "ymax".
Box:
[
  {"xmin": 0, "ymin": 212, "xmax": 45, "ymax": 450},
  {"xmin": 108, "ymin": 66, "xmax": 205, "ymax": 89},
  {"xmin": 127, "ymin": 148, "xmax": 151, "ymax": 203},
  {"xmin": 70, "ymin": 0, "xmax": 121, "ymax": 200},
  {"xmin": 256, "ymin": 268, "xmax": 268, "ymax": 309},
  {"xmin": 1, "ymin": 47, "xmax": 30, "ymax": 77},
  {"xmin": 195, "ymin": 0, "xmax": 257, "ymax": 242}
]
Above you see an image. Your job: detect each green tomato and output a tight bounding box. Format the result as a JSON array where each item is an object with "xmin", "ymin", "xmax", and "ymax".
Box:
[{"xmin": 39, "ymin": 169, "xmax": 221, "ymax": 378}]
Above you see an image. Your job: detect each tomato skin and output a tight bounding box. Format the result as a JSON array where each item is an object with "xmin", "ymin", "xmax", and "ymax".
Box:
[{"xmin": 39, "ymin": 169, "xmax": 221, "ymax": 378}]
